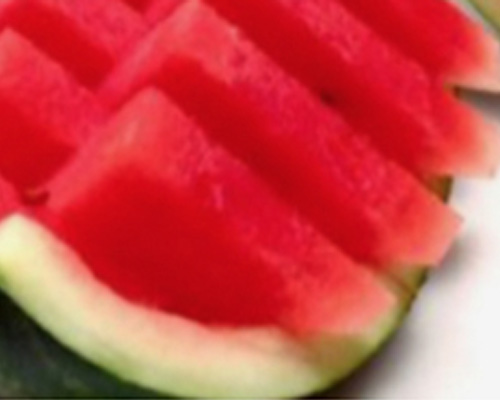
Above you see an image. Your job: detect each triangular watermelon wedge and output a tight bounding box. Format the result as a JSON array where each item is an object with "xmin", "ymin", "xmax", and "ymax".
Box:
[
  {"xmin": 0, "ymin": 29, "xmax": 106, "ymax": 191},
  {"xmin": 336, "ymin": 0, "xmax": 500, "ymax": 91},
  {"xmin": 100, "ymin": 0, "xmax": 461, "ymax": 266},
  {"xmin": 204, "ymin": 0, "xmax": 500, "ymax": 176},
  {"xmin": 47, "ymin": 88, "xmax": 394, "ymax": 334},
  {"xmin": 0, "ymin": 88, "xmax": 397, "ymax": 397},
  {"xmin": 0, "ymin": 0, "xmax": 147, "ymax": 87},
  {"xmin": 0, "ymin": 213, "xmax": 399, "ymax": 398}
]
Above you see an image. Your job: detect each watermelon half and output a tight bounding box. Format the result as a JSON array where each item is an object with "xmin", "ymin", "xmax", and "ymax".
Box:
[{"xmin": 0, "ymin": 0, "xmax": 493, "ymax": 397}]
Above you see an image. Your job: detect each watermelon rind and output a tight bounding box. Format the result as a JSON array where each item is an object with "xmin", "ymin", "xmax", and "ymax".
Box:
[
  {"xmin": 0, "ymin": 214, "xmax": 397, "ymax": 398},
  {"xmin": 0, "ymin": 180, "xmax": 451, "ymax": 398}
]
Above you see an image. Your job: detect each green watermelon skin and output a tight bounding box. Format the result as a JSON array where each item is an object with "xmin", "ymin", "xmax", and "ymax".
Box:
[
  {"xmin": 0, "ymin": 293, "xmax": 158, "ymax": 398},
  {"xmin": 0, "ymin": 0, "xmax": 147, "ymax": 88},
  {"xmin": 100, "ymin": 1, "xmax": 459, "ymax": 267}
]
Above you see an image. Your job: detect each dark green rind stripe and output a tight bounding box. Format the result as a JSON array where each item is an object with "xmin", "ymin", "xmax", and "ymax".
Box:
[{"xmin": 0, "ymin": 292, "xmax": 160, "ymax": 398}]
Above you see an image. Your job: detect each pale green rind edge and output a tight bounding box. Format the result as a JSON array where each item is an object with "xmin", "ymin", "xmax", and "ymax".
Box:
[{"xmin": 0, "ymin": 214, "xmax": 399, "ymax": 399}]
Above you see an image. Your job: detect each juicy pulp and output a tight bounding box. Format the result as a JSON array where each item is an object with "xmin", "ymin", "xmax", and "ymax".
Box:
[
  {"xmin": 0, "ymin": 29, "xmax": 106, "ymax": 191},
  {"xmin": 0, "ymin": 180, "xmax": 16, "ymax": 219},
  {"xmin": 337, "ymin": 0, "xmax": 500, "ymax": 90},
  {"xmin": 204, "ymin": 0, "xmax": 500, "ymax": 175},
  {"xmin": 100, "ymin": 0, "xmax": 460, "ymax": 266},
  {"xmin": 47, "ymin": 88, "xmax": 394, "ymax": 332}
]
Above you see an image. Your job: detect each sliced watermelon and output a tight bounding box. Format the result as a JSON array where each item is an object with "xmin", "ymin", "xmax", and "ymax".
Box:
[
  {"xmin": 0, "ymin": 213, "xmax": 402, "ymax": 398},
  {"xmin": 336, "ymin": 0, "xmax": 500, "ymax": 91},
  {"xmin": 0, "ymin": 29, "xmax": 106, "ymax": 191},
  {"xmin": 47, "ymin": 88, "xmax": 394, "ymax": 333},
  {"xmin": 204, "ymin": 0, "xmax": 500, "ymax": 175},
  {"xmin": 100, "ymin": 0, "xmax": 460, "ymax": 266},
  {"xmin": 0, "ymin": 0, "xmax": 147, "ymax": 87},
  {"xmin": 0, "ymin": 0, "xmax": 488, "ymax": 397}
]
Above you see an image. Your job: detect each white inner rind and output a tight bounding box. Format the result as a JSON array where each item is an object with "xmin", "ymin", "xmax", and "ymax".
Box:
[{"xmin": 0, "ymin": 214, "xmax": 398, "ymax": 398}]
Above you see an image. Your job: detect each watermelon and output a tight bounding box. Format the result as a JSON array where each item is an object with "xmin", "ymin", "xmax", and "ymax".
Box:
[
  {"xmin": 100, "ymin": 0, "xmax": 460, "ymax": 266},
  {"xmin": 0, "ymin": 88, "xmax": 399, "ymax": 397},
  {"xmin": 0, "ymin": 0, "xmax": 147, "ymax": 87},
  {"xmin": 0, "ymin": 29, "xmax": 106, "ymax": 191},
  {"xmin": 0, "ymin": 0, "xmax": 492, "ymax": 397},
  {"xmin": 205, "ymin": 0, "xmax": 500, "ymax": 176},
  {"xmin": 47, "ymin": 88, "xmax": 394, "ymax": 332},
  {"xmin": 336, "ymin": 0, "xmax": 500, "ymax": 91}
]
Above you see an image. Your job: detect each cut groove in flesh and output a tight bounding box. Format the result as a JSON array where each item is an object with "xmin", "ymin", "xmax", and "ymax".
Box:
[{"xmin": 0, "ymin": 0, "xmax": 147, "ymax": 87}]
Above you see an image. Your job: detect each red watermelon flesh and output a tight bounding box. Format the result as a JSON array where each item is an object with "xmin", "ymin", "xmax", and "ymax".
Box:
[
  {"xmin": 121, "ymin": 0, "xmax": 152, "ymax": 12},
  {"xmin": 337, "ymin": 0, "xmax": 500, "ymax": 91},
  {"xmin": 145, "ymin": 0, "xmax": 182, "ymax": 25},
  {"xmin": 433, "ymin": 92, "xmax": 500, "ymax": 177},
  {"xmin": 100, "ymin": 0, "xmax": 460, "ymax": 266},
  {"xmin": 46, "ymin": 88, "xmax": 394, "ymax": 333},
  {"xmin": 119, "ymin": 0, "xmax": 181, "ymax": 25},
  {"xmin": 0, "ymin": 179, "xmax": 17, "ymax": 219},
  {"xmin": 0, "ymin": 30, "xmax": 107, "ymax": 191},
  {"xmin": 204, "ymin": 0, "xmax": 500, "ymax": 176},
  {"xmin": 0, "ymin": 0, "xmax": 147, "ymax": 87}
]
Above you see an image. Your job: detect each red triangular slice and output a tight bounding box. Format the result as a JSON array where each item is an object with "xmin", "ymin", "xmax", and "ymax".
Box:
[
  {"xmin": 337, "ymin": 0, "xmax": 500, "ymax": 91},
  {"xmin": 100, "ymin": 1, "xmax": 460, "ymax": 265},
  {"xmin": 0, "ymin": 0, "xmax": 146, "ymax": 87},
  {"xmin": 47, "ymin": 88, "xmax": 394, "ymax": 334},
  {"xmin": 0, "ymin": 30, "xmax": 107, "ymax": 190},
  {"xmin": 204, "ymin": 0, "xmax": 500, "ymax": 175}
]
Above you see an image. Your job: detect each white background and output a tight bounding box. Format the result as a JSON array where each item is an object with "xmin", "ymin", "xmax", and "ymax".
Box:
[{"xmin": 335, "ymin": 6, "xmax": 500, "ymax": 397}]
